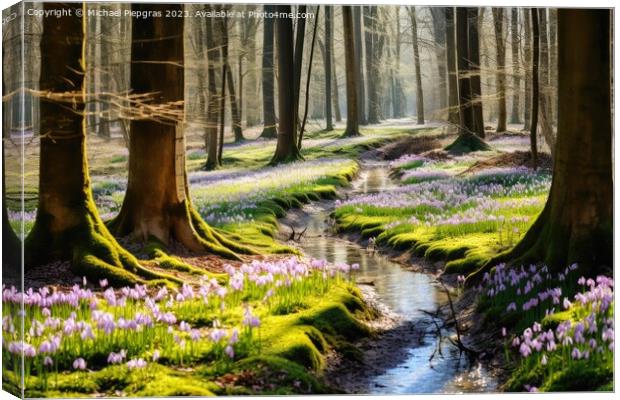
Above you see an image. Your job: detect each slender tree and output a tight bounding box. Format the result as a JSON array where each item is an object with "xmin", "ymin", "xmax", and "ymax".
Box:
[
  {"xmin": 522, "ymin": 8, "xmax": 532, "ymax": 130},
  {"xmin": 324, "ymin": 6, "xmax": 334, "ymax": 131},
  {"xmin": 445, "ymin": 8, "xmax": 460, "ymax": 126},
  {"xmin": 492, "ymin": 8, "xmax": 507, "ymax": 132},
  {"xmin": 111, "ymin": 3, "xmax": 248, "ymax": 260},
  {"xmin": 270, "ymin": 5, "xmax": 302, "ymax": 164},
  {"xmin": 430, "ymin": 8, "xmax": 448, "ymax": 114},
  {"xmin": 473, "ymin": 9, "xmax": 612, "ymax": 277},
  {"xmin": 260, "ymin": 5, "xmax": 277, "ymax": 139},
  {"xmin": 510, "ymin": 8, "xmax": 521, "ymax": 124},
  {"xmin": 353, "ymin": 6, "xmax": 367, "ymax": 125},
  {"xmin": 530, "ymin": 8, "xmax": 540, "ymax": 170},
  {"xmin": 538, "ymin": 9, "xmax": 555, "ymax": 154},
  {"xmin": 342, "ymin": 6, "xmax": 360, "ymax": 137},
  {"xmin": 204, "ymin": 9, "xmax": 220, "ymax": 170},
  {"xmin": 25, "ymin": 2, "xmax": 160, "ymax": 284},
  {"xmin": 217, "ymin": 13, "xmax": 229, "ymax": 163},
  {"xmin": 408, "ymin": 6, "xmax": 425, "ymax": 124},
  {"xmin": 468, "ymin": 8, "xmax": 485, "ymax": 138}
]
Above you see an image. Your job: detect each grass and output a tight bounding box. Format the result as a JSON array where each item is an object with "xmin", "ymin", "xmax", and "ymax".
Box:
[{"xmin": 334, "ymin": 162, "xmax": 551, "ymax": 275}]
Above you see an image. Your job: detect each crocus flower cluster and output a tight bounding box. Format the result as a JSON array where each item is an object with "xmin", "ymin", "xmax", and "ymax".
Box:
[
  {"xmin": 2, "ymin": 256, "xmax": 357, "ymax": 393},
  {"xmin": 479, "ymin": 264, "xmax": 614, "ymax": 392}
]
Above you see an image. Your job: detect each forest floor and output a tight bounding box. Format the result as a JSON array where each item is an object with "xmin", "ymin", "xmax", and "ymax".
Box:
[{"xmin": 4, "ymin": 119, "xmax": 613, "ymax": 395}]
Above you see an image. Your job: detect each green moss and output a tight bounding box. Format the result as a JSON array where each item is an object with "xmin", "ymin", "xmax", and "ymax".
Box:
[{"xmin": 444, "ymin": 133, "xmax": 492, "ymax": 155}]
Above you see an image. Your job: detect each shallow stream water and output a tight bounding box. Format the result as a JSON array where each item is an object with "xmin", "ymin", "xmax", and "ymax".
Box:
[{"xmin": 282, "ymin": 162, "xmax": 498, "ymax": 394}]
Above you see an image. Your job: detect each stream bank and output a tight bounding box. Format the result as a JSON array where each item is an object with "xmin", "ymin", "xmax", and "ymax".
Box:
[{"xmin": 277, "ymin": 162, "xmax": 500, "ymax": 394}]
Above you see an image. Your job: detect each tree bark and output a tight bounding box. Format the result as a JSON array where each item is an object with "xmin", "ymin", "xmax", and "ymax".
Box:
[
  {"xmin": 110, "ymin": 3, "xmax": 246, "ymax": 261},
  {"xmin": 530, "ymin": 8, "xmax": 540, "ymax": 170},
  {"xmin": 492, "ymin": 8, "xmax": 507, "ymax": 132},
  {"xmin": 364, "ymin": 6, "xmax": 382, "ymax": 124},
  {"xmin": 25, "ymin": 3, "xmax": 161, "ymax": 284},
  {"xmin": 522, "ymin": 8, "xmax": 532, "ymax": 131},
  {"xmin": 430, "ymin": 8, "xmax": 448, "ymax": 115},
  {"xmin": 538, "ymin": 9, "xmax": 554, "ymax": 153},
  {"xmin": 445, "ymin": 8, "xmax": 460, "ymax": 127},
  {"xmin": 324, "ymin": 6, "xmax": 334, "ymax": 131},
  {"xmin": 217, "ymin": 14, "xmax": 229, "ymax": 164},
  {"xmin": 353, "ymin": 6, "xmax": 367, "ymax": 125},
  {"xmin": 260, "ymin": 5, "xmax": 277, "ymax": 139},
  {"xmin": 510, "ymin": 8, "xmax": 521, "ymax": 124},
  {"xmin": 409, "ymin": 7, "xmax": 425, "ymax": 125},
  {"xmin": 271, "ymin": 5, "xmax": 302, "ymax": 164},
  {"xmin": 204, "ymin": 10, "xmax": 220, "ymax": 170},
  {"xmin": 342, "ymin": 6, "xmax": 360, "ymax": 137},
  {"xmin": 468, "ymin": 8, "xmax": 485, "ymax": 138},
  {"xmin": 445, "ymin": 7, "xmax": 490, "ymax": 154},
  {"xmin": 473, "ymin": 9, "xmax": 612, "ymax": 277}
]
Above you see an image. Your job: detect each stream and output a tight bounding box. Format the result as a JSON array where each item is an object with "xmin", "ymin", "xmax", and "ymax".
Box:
[{"xmin": 280, "ymin": 162, "xmax": 499, "ymax": 394}]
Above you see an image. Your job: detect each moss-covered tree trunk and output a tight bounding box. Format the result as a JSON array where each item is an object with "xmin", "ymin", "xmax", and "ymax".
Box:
[
  {"xmin": 260, "ymin": 5, "xmax": 278, "ymax": 139},
  {"xmin": 110, "ymin": 4, "xmax": 247, "ymax": 261},
  {"xmin": 342, "ymin": 6, "xmax": 360, "ymax": 137},
  {"xmin": 472, "ymin": 9, "xmax": 612, "ymax": 278},
  {"xmin": 24, "ymin": 3, "xmax": 159, "ymax": 285},
  {"xmin": 270, "ymin": 5, "xmax": 302, "ymax": 164}
]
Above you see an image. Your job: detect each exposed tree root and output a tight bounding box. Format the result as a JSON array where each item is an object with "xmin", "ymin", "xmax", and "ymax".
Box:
[{"xmin": 27, "ymin": 202, "xmax": 181, "ymax": 286}]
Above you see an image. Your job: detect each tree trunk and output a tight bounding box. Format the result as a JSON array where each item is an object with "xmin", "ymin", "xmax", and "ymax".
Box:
[
  {"xmin": 324, "ymin": 6, "xmax": 334, "ymax": 131},
  {"xmin": 271, "ymin": 5, "xmax": 302, "ymax": 164},
  {"xmin": 468, "ymin": 8, "xmax": 485, "ymax": 138},
  {"xmin": 293, "ymin": 5, "xmax": 307, "ymax": 131},
  {"xmin": 218, "ymin": 14, "xmax": 229, "ymax": 164},
  {"xmin": 330, "ymin": 18, "xmax": 342, "ymax": 123},
  {"xmin": 409, "ymin": 7, "xmax": 425, "ymax": 125},
  {"xmin": 445, "ymin": 8, "xmax": 460, "ymax": 127},
  {"xmin": 492, "ymin": 8, "xmax": 507, "ymax": 132},
  {"xmin": 522, "ymin": 8, "xmax": 532, "ymax": 131},
  {"xmin": 227, "ymin": 66, "xmax": 243, "ymax": 142},
  {"xmin": 510, "ymin": 8, "xmax": 521, "ymax": 124},
  {"xmin": 353, "ymin": 6, "xmax": 367, "ymax": 125},
  {"xmin": 445, "ymin": 7, "xmax": 490, "ymax": 154},
  {"xmin": 25, "ymin": 3, "xmax": 160, "ymax": 285},
  {"xmin": 342, "ymin": 6, "xmax": 360, "ymax": 137},
  {"xmin": 110, "ymin": 4, "xmax": 247, "ymax": 262},
  {"xmin": 538, "ymin": 9, "xmax": 554, "ymax": 153},
  {"xmin": 430, "ymin": 8, "xmax": 448, "ymax": 116},
  {"xmin": 530, "ymin": 8, "xmax": 540, "ymax": 170},
  {"xmin": 548, "ymin": 9, "xmax": 558, "ymax": 123},
  {"xmin": 474, "ymin": 9, "xmax": 612, "ymax": 277},
  {"xmin": 260, "ymin": 5, "xmax": 277, "ymax": 139},
  {"xmin": 364, "ymin": 6, "xmax": 381, "ymax": 124},
  {"xmin": 204, "ymin": 11, "xmax": 220, "ymax": 170}
]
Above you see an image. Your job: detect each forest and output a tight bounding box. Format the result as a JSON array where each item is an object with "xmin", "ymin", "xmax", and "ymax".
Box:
[{"xmin": 1, "ymin": 1, "xmax": 614, "ymax": 397}]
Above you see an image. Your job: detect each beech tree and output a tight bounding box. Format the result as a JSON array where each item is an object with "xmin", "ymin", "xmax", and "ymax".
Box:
[
  {"xmin": 324, "ymin": 6, "xmax": 334, "ymax": 131},
  {"xmin": 25, "ymin": 3, "xmax": 161, "ymax": 284},
  {"xmin": 110, "ymin": 3, "xmax": 249, "ymax": 260},
  {"xmin": 342, "ymin": 6, "xmax": 360, "ymax": 137},
  {"xmin": 260, "ymin": 5, "xmax": 277, "ymax": 139},
  {"xmin": 492, "ymin": 8, "xmax": 507, "ymax": 132},
  {"xmin": 472, "ymin": 9, "xmax": 612, "ymax": 277},
  {"xmin": 204, "ymin": 8, "xmax": 220, "ymax": 170},
  {"xmin": 445, "ymin": 7, "xmax": 489, "ymax": 154},
  {"xmin": 445, "ymin": 8, "xmax": 460, "ymax": 127},
  {"xmin": 408, "ymin": 6, "xmax": 425, "ymax": 125},
  {"xmin": 510, "ymin": 8, "xmax": 521, "ymax": 124},
  {"xmin": 270, "ymin": 5, "xmax": 302, "ymax": 164}
]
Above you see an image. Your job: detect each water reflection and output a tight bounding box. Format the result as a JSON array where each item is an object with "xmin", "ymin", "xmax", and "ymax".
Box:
[{"xmin": 292, "ymin": 163, "xmax": 497, "ymax": 394}]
